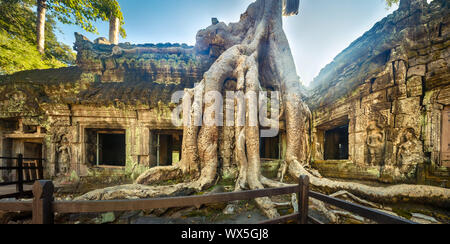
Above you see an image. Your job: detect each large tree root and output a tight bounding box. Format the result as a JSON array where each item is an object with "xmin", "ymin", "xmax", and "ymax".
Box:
[
  {"xmin": 288, "ymin": 160, "xmax": 450, "ymax": 208},
  {"xmin": 76, "ymin": 0, "xmax": 450, "ymax": 220},
  {"xmin": 135, "ymin": 166, "xmax": 182, "ymax": 185}
]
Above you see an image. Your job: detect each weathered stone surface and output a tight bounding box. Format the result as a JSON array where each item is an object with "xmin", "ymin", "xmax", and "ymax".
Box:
[
  {"xmin": 94, "ymin": 37, "xmax": 111, "ymax": 45},
  {"xmin": 407, "ymin": 76, "xmax": 423, "ymax": 97},
  {"xmin": 308, "ymin": 0, "xmax": 449, "ymax": 109},
  {"xmin": 410, "ymin": 213, "xmax": 439, "ymax": 224},
  {"xmin": 0, "ymin": 32, "xmax": 216, "ymax": 179},
  {"xmin": 307, "ymin": 0, "xmax": 450, "ymax": 185},
  {"xmin": 310, "ymin": 160, "xmax": 417, "ymax": 184},
  {"xmin": 407, "ymin": 65, "xmax": 426, "ymax": 78},
  {"xmin": 0, "ymin": 0, "xmax": 448, "ymax": 189},
  {"xmin": 74, "ymin": 33, "xmax": 214, "ymax": 84},
  {"xmin": 393, "ymin": 97, "xmax": 421, "ymax": 115}
]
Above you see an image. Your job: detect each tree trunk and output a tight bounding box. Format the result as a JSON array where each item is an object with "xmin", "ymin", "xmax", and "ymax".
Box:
[
  {"xmin": 109, "ymin": 16, "xmax": 120, "ymax": 45},
  {"xmin": 77, "ymin": 0, "xmax": 450, "ymax": 219},
  {"xmin": 36, "ymin": 0, "xmax": 47, "ymax": 54}
]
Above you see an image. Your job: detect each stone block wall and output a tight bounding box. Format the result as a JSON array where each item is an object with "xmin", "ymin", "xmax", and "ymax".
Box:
[
  {"xmin": 307, "ymin": 0, "xmax": 450, "ymax": 186},
  {"xmin": 0, "ymin": 33, "xmax": 214, "ymax": 179},
  {"xmin": 74, "ymin": 33, "xmax": 214, "ymax": 84},
  {"xmin": 0, "ymin": 0, "xmax": 448, "ymax": 187}
]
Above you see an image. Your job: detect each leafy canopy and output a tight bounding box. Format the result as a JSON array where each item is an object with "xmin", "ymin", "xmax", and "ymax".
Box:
[
  {"xmin": 0, "ymin": 0, "xmax": 73, "ymax": 74},
  {"xmin": 46, "ymin": 0, "xmax": 126, "ymax": 38},
  {"xmin": 0, "ymin": 0, "xmax": 127, "ymax": 74},
  {"xmin": 386, "ymin": 0, "xmax": 400, "ymax": 7},
  {"xmin": 0, "ymin": 29, "xmax": 66, "ymax": 75}
]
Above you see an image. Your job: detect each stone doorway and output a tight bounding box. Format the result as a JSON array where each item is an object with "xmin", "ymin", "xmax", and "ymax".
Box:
[{"xmin": 324, "ymin": 125, "xmax": 349, "ymax": 160}]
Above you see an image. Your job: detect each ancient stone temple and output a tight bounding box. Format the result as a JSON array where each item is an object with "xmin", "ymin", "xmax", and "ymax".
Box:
[
  {"xmin": 0, "ymin": 0, "xmax": 448, "ymax": 188},
  {"xmin": 0, "ymin": 32, "xmax": 215, "ymax": 180},
  {"xmin": 306, "ymin": 0, "xmax": 450, "ymax": 187}
]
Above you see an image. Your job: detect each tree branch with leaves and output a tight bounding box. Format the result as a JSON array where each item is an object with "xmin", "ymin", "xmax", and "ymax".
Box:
[{"xmin": 36, "ymin": 0, "xmax": 126, "ymax": 54}]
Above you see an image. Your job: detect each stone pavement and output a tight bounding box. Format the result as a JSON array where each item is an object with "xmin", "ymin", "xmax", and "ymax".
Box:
[{"xmin": 0, "ymin": 184, "xmax": 33, "ymax": 197}]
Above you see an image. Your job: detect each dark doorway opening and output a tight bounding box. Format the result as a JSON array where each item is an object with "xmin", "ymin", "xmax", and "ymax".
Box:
[
  {"xmin": 260, "ymin": 136, "xmax": 280, "ymax": 160},
  {"xmin": 97, "ymin": 131, "xmax": 126, "ymax": 167},
  {"xmin": 324, "ymin": 125, "xmax": 349, "ymax": 160}
]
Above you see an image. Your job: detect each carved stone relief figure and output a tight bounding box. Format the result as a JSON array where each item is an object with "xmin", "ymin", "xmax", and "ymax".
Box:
[
  {"xmin": 397, "ymin": 128, "xmax": 423, "ymax": 169},
  {"xmin": 51, "ymin": 127, "xmax": 73, "ymax": 176},
  {"xmin": 57, "ymin": 136, "xmax": 71, "ymax": 175},
  {"xmin": 367, "ymin": 121, "xmax": 385, "ymax": 166},
  {"xmin": 314, "ymin": 132, "xmax": 324, "ymax": 161}
]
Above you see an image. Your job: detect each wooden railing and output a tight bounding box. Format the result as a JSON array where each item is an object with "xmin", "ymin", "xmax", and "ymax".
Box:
[
  {"xmin": 0, "ymin": 154, "xmax": 44, "ymax": 199},
  {"xmin": 0, "ymin": 176, "xmax": 417, "ymax": 224}
]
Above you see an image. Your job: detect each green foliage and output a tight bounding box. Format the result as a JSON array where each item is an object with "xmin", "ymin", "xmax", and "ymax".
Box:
[
  {"xmin": 48, "ymin": 0, "xmax": 102, "ymax": 34},
  {"xmin": 0, "ymin": 29, "xmax": 66, "ymax": 75},
  {"xmin": 386, "ymin": 0, "xmax": 400, "ymax": 8},
  {"xmin": 0, "ymin": 0, "xmax": 74, "ymax": 74},
  {"xmin": 91, "ymin": 0, "xmax": 127, "ymax": 38},
  {"xmin": 0, "ymin": 0, "xmax": 35, "ymax": 43},
  {"xmin": 0, "ymin": 0, "xmax": 126, "ymax": 75},
  {"xmin": 46, "ymin": 0, "xmax": 126, "ymax": 38}
]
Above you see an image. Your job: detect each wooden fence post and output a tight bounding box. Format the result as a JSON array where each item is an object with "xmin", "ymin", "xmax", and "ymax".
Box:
[
  {"xmin": 16, "ymin": 154, "xmax": 24, "ymax": 195},
  {"xmin": 37, "ymin": 158, "xmax": 44, "ymax": 180},
  {"xmin": 32, "ymin": 180, "xmax": 54, "ymax": 224},
  {"xmin": 298, "ymin": 175, "xmax": 310, "ymax": 224}
]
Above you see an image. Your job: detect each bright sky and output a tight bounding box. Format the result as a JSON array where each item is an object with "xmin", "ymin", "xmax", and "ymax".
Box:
[{"xmin": 56, "ymin": 0, "xmax": 397, "ymax": 87}]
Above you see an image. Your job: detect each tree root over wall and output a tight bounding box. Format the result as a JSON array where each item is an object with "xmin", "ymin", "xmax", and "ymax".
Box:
[{"xmin": 77, "ymin": 0, "xmax": 450, "ymax": 220}]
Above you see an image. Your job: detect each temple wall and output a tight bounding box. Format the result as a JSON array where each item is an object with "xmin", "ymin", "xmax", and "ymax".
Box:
[
  {"xmin": 307, "ymin": 0, "xmax": 450, "ymax": 186},
  {"xmin": 74, "ymin": 33, "xmax": 213, "ymax": 84},
  {"xmin": 0, "ymin": 33, "xmax": 213, "ymax": 180},
  {"xmin": 0, "ymin": 0, "xmax": 448, "ymax": 187},
  {"xmin": 39, "ymin": 104, "xmax": 182, "ymax": 178}
]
